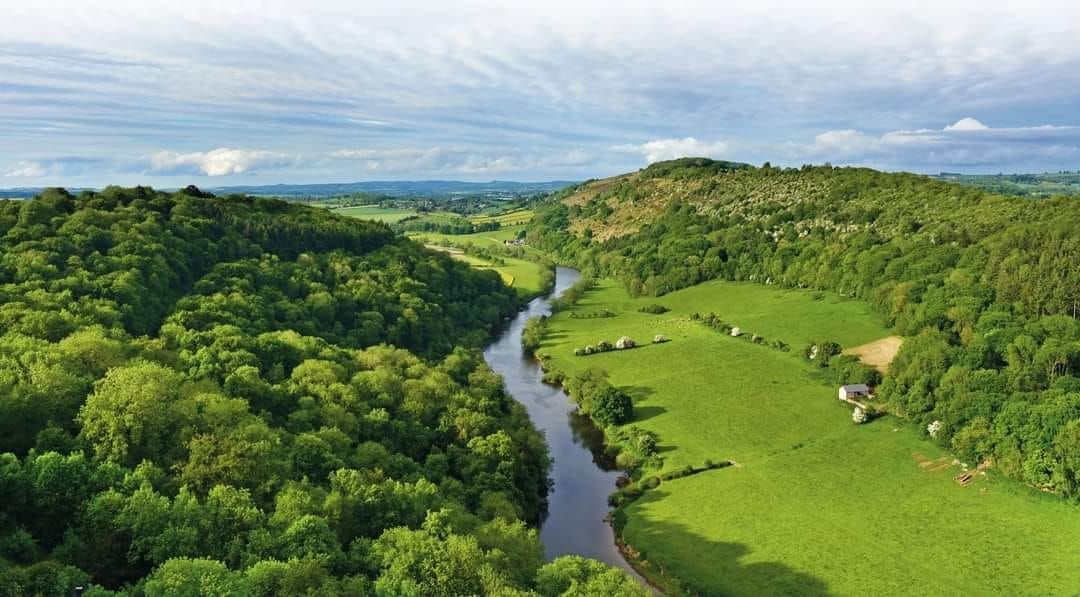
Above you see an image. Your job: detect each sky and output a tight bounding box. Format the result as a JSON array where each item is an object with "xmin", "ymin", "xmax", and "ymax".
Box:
[{"xmin": 3, "ymin": 0, "xmax": 1080, "ymax": 187}]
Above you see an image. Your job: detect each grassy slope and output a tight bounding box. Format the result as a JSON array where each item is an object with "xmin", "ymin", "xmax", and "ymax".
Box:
[
  {"xmin": 540, "ymin": 280, "xmax": 1080, "ymax": 595},
  {"xmin": 332, "ymin": 205, "xmax": 417, "ymax": 222},
  {"xmin": 410, "ymin": 227, "xmax": 546, "ymax": 298},
  {"xmin": 471, "ymin": 208, "xmax": 535, "ymax": 226}
]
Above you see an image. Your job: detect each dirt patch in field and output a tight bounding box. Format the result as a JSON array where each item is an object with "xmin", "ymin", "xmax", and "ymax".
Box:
[
  {"xmin": 424, "ymin": 244, "xmax": 463, "ymax": 255},
  {"xmin": 845, "ymin": 335, "xmax": 904, "ymax": 373}
]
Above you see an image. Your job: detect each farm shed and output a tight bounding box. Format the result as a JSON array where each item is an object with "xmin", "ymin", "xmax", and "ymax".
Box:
[{"xmin": 838, "ymin": 384, "xmax": 870, "ymax": 401}]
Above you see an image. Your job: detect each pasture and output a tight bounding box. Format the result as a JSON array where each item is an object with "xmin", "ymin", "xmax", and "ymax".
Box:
[
  {"xmin": 539, "ymin": 279, "xmax": 1080, "ymax": 595},
  {"xmin": 418, "ymin": 235, "xmax": 546, "ymax": 298},
  {"xmin": 470, "ymin": 208, "xmax": 535, "ymax": 226},
  {"xmin": 331, "ymin": 204, "xmax": 417, "ymax": 222}
]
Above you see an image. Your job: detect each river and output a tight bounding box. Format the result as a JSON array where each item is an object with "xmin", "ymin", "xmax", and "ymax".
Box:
[{"xmin": 482, "ymin": 266, "xmax": 647, "ymax": 584}]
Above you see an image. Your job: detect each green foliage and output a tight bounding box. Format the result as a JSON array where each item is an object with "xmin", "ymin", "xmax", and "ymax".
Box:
[
  {"xmin": 538, "ymin": 277, "xmax": 1080, "ymax": 595},
  {"xmin": 521, "ymin": 316, "xmax": 548, "ymax": 353},
  {"xmin": 637, "ymin": 304, "xmax": 669, "ymax": 314},
  {"xmin": 534, "ymin": 555, "xmax": 648, "ymax": 597},
  {"xmin": 591, "ymin": 387, "xmax": 634, "ymax": 427},
  {"xmin": 563, "ymin": 369, "xmax": 633, "ymax": 427},
  {"xmin": 0, "ymin": 187, "xmax": 650, "ymax": 594},
  {"xmin": 528, "ymin": 162, "xmax": 1080, "ymax": 495}
]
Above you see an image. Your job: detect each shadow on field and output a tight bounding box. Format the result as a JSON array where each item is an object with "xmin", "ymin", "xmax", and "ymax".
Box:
[
  {"xmin": 626, "ymin": 385, "xmax": 666, "ymax": 423},
  {"xmin": 633, "ymin": 405, "xmax": 667, "ymax": 423},
  {"xmin": 621, "ymin": 495, "xmax": 831, "ymax": 596},
  {"xmin": 624, "ymin": 385, "xmax": 655, "ymax": 400}
]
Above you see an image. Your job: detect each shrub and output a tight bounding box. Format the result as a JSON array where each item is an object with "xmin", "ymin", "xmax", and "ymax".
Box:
[
  {"xmin": 636, "ymin": 433, "xmax": 657, "ymax": 456},
  {"xmin": 653, "ymin": 334, "xmax": 668, "ymax": 344},
  {"xmin": 615, "ymin": 451, "xmax": 641, "ymax": 470},
  {"xmin": 615, "ymin": 336, "xmax": 636, "ymax": 349},
  {"xmin": 596, "ymin": 340, "xmax": 613, "ymax": 352},
  {"xmin": 641, "ymin": 476, "xmax": 661, "ymax": 490},
  {"xmin": 639, "ymin": 304, "xmax": 670, "ymax": 314},
  {"xmin": 591, "ymin": 386, "xmax": 633, "ymax": 426},
  {"xmin": 583, "ymin": 345, "xmax": 596, "ymax": 355}
]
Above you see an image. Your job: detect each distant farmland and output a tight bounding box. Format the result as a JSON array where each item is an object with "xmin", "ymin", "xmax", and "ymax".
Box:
[{"xmin": 332, "ymin": 204, "xmax": 417, "ymax": 222}]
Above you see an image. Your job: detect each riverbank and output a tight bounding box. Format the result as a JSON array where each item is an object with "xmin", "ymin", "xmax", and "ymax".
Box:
[
  {"xmin": 536, "ymin": 277, "xmax": 1080, "ymax": 595},
  {"xmin": 481, "ymin": 267, "xmax": 649, "ymax": 587}
]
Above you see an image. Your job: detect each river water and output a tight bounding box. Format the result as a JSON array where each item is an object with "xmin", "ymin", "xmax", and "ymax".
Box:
[{"xmin": 483, "ymin": 266, "xmax": 647, "ymax": 583}]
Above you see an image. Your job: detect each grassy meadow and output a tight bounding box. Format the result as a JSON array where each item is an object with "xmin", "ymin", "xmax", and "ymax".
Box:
[
  {"xmin": 331, "ymin": 204, "xmax": 418, "ymax": 222},
  {"xmin": 470, "ymin": 208, "xmax": 535, "ymax": 226},
  {"xmin": 539, "ymin": 279, "xmax": 1080, "ymax": 595},
  {"xmin": 410, "ymin": 227, "xmax": 547, "ymax": 298}
]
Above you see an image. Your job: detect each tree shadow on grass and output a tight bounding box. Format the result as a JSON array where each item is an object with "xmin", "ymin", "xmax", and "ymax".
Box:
[
  {"xmin": 633, "ymin": 405, "xmax": 667, "ymax": 422},
  {"xmin": 623, "ymin": 385, "xmax": 655, "ymax": 401},
  {"xmin": 617, "ymin": 490, "xmax": 831, "ymax": 596}
]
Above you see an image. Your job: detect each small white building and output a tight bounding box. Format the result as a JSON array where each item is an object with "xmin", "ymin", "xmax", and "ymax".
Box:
[{"xmin": 838, "ymin": 384, "xmax": 871, "ymax": 401}]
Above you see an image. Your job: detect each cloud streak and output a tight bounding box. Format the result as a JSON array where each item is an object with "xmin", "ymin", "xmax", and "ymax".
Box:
[
  {"xmin": 794, "ymin": 118, "xmax": 1080, "ymax": 168},
  {"xmin": 2, "ymin": 1, "xmax": 1080, "ymax": 183},
  {"xmin": 612, "ymin": 138, "xmax": 729, "ymax": 164},
  {"xmin": 147, "ymin": 148, "xmax": 297, "ymax": 176}
]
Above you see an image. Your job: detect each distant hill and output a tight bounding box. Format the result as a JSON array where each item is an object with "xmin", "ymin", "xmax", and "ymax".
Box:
[
  {"xmin": 0, "ymin": 180, "xmax": 577, "ymax": 201},
  {"xmin": 207, "ymin": 179, "xmax": 577, "ymax": 199},
  {"xmin": 932, "ymin": 171, "xmax": 1080, "ymax": 196}
]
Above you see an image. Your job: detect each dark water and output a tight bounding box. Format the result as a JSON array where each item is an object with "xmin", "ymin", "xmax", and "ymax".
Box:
[{"xmin": 483, "ymin": 267, "xmax": 647, "ymax": 583}]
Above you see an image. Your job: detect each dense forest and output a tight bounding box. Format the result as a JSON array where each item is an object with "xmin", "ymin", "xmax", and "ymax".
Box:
[
  {"xmin": 527, "ymin": 159, "xmax": 1080, "ymax": 497},
  {"xmin": 0, "ymin": 187, "xmax": 644, "ymax": 595}
]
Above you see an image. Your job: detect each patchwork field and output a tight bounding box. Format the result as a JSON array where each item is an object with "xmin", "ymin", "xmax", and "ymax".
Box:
[
  {"xmin": 410, "ymin": 225, "xmax": 530, "ymax": 249},
  {"xmin": 540, "ymin": 279, "xmax": 1080, "ymax": 595},
  {"xmin": 331, "ymin": 204, "xmax": 417, "ymax": 222},
  {"xmin": 413, "ymin": 227, "xmax": 547, "ymax": 298},
  {"xmin": 470, "ymin": 208, "xmax": 535, "ymax": 226}
]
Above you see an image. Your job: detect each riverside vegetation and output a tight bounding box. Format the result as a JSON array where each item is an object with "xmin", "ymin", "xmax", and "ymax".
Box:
[{"xmin": 0, "ymin": 187, "xmax": 644, "ymax": 595}]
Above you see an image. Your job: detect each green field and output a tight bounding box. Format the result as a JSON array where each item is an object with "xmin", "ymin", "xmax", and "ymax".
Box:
[
  {"xmin": 331, "ymin": 204, "xmax": 417, "ymax": 222},
  {"xmin": 540, "ymin": 279, "xmax": 1080, "ymax": 595},
  {"xmin": 411, "ymin": 225, "xmax": 530, "ymax": 249},
  {"xmin": 411, "ymin": 227, "xmax": 547, "ymax": 298},
  {"xmin": 470, "ymin": 208, "xmax": 535, "ymax": 226}
]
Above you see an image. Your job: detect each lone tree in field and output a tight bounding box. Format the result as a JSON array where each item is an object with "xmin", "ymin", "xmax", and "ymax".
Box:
[{"xmin": 852, "ymin": 406, "xmax": 868, "ymax": 424}]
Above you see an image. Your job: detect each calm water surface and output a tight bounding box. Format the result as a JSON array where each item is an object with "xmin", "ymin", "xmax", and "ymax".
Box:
[{"xmin": 483, "ymin": 266, "xmax": 647, "ymax": 584}]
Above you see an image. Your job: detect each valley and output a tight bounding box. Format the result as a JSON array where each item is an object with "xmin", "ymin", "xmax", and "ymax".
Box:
[{"xmin": 536, "ymin": 278, "xmax": 1080, "ymax": 594}]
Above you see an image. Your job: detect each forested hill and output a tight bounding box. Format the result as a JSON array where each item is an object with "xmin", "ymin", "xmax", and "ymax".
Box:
[
  {"xmin": 527, "ymin": 158, "xmax": 1080, "ymax": 497},
  {"xmin": 0, "ymin": 186, "xmax": 645, "ymax": 595}
]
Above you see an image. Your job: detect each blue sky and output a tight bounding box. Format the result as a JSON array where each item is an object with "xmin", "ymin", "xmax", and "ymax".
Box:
[{"xmin": 4, "ymin": 0, "xmax": 1080, "ymax": 186}]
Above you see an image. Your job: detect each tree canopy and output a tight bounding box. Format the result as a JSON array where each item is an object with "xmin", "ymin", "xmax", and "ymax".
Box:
[{"xmin": 0, "ymin": 187, "xmax": 640, "ymax": 594}]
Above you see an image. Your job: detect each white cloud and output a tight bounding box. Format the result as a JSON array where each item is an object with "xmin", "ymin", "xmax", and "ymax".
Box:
[
  {"xmin": 147, "ymin": 148, "xmax": 296, "ymax": 176},
  {"xmin": 332, "ymin": 147, "xmax": 516, "ymax": 174},
  {"xmin": 793, "ymin": 118, "xmax": 1080, "ymax": 167},
  {"xmin": 4, "ymin": 2, "xmax": 1080, "ymax": 180},
  {"xmin": 944, "ymin": 117, "xmax": 989, "ymax": 131},
  {"xmin": 4, "ymin": 161, "xmax": 48, "ymax": 178},
  {"xmin": 612, "ymin": 137, "xmax": 728, "ymax": 164}
]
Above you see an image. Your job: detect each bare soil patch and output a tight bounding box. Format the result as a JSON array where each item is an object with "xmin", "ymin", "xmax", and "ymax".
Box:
[{"xmin": 845, "ymin": 335, "xmax": 904, "ymax": 373}]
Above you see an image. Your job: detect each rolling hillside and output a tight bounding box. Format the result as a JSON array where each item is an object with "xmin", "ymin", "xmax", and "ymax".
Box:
[{"xmin": 528, "ymin": 158, "xmax": 1080, "ymax": 497}]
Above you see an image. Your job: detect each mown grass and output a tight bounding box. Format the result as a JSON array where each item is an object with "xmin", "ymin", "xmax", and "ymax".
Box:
[
  {"xmin": 539, "ymin": 279, "xmax": 1080, "ymax": 595},
  {"xmin": 332, "ymin": 204, "xmax": 417, "ymax": 222}
]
